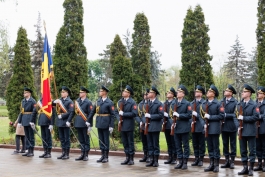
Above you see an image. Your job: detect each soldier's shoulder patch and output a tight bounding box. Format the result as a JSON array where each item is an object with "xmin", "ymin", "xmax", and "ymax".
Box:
[
  {"xmin": 34, "ymin": 104, "xmax": 36, "ymax": 107},
  {"xmin": 133, "ymin": 105, "xmax": 137, "ymax": 110},
  {"xmin": 188, "ymin": 106, "xmax": 192, "ymax": 111},
  {"xmin": 220, "ymin": 107, "xmax": 224, "ymax": 112},
  {"xmin": 111, "ymin": 106, "xmax": 114, "ymax": 110},
  {"xmin": 159, "ymin": 106, "xmax": 163, "ymax": 111},
  {"xmin": 90, "ymin": 105, "xmax": 93, "ymax": 110},
  {"xmin": 256, "ymin": 107, "xmax": 260, "ymax": 112},
  {"xmin": 70, "ymin": 104, "xmax": 74, "ymax": 107}
]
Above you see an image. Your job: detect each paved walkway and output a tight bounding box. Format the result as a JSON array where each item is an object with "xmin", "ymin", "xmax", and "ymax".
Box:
[{"xmin": 0, "ymin": 148, "xmax": 264, "ymax": 177}]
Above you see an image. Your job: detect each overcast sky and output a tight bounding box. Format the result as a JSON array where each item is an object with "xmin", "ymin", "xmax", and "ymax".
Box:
[{"xmin": 0, "ymin": 0, "xmax": 258, "ymax": 71}]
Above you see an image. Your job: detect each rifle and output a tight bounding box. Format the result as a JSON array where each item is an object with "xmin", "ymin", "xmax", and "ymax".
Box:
[
  {"xmin": 161, "ymin": 103, "xmax": 167, "ymax": 132},
  {"xmin": 118, "ymin": 100, "xmax": 124, "ymax": 132},
  {"xmin": 191, "ymin": 90, "xmax": 196, "ymax": 133},
  {"xmin": 144, "ymin": 103, "xmax": 149, "ymax": 135},
  {"xmin": 139, "ymin": 103, "xmax": 144, "ymax": 133},
  {"xmin": 256, "ymin": 102, "xmax": 261, "ymax": 138},
  {"xmin": 170, "ymin": 103, "xmax": 177, "ymax": 135},
  {"xmin": 204, "ymin": 103, "xmax": 209, "ymax": 138},
  {"xmin": 238, "ymin": 105, "xmax": 243, "ymax": 140}
]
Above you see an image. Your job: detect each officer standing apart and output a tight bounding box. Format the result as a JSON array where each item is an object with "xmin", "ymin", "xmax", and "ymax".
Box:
[
  {"xmin": 220, "ymin": 85, "xmax": 238, "ymax": 169},
  {"xmin": 74, "ymin": 86, "xmax": 93, "ymax": 161},
  {"xmin": 190, "ymin": 85, "xmax": 206, "ymax": 167},
  {"xmin": 202, "ymin": 85, "xmax": 224, "ymax": 173},
  {"xmin": 88, "ymin": 86, "xmax": 115, "ymax": 163},
  {"xmin": 18, "ymin": 87, "xmax": 36, "ymax": 157},
  {"xmin": 237, "ymin": 84, "xmax": 259, "ymax": 176},
  {"xmin": 117, "ymin": 85, "xmax": 137, "ymax": 165},
  {"xmin": 163, "ymin": 87, "xmax": 177, "ymax": 165},
  {"xmin": 254, "ymin": 86, "xmax": 265, "ymax": 172},
  {"xmin": 54, "ymin": 86, "xmax": 74, "ymax": 160},
  {"xmin": 172, "ymin": 85, "xmax": 192, "ymax": 170},
  {"xmin": 145, "ymin": 86, "xmax": 164, "ymax": 167}
]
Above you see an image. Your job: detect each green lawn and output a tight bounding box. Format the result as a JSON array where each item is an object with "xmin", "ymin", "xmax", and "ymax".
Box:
[{"xmin": 0, "ymin": 106, "xmax": 8, "ymax": 117}]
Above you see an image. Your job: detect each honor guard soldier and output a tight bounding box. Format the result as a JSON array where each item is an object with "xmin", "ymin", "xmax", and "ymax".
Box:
[
  {"xmin": 117, "ymin": 85, "xmax": 137, "ymax": 165},
  {"xmin": 17, "ymin": 87, "xmax": 37, "ymax": 157},
  {"xmin": 171, "ymin": 85, "xmax": 192, "ymax": 170},
  {"xmin": 74, "ymin": 86, "xmax": 93, "ymax": 161},
  {"xmin": 201, "ymin": 84, "xmax": 224, "ymax": 173},
  {"xmin": 145, "ymin": 86, "xmax": 164, "ymax": 167},
  {"xmin": 163, "ymin": 87, "xmax": 177, "ymax": 164},
  {"xmin": 190, "ymin": 85, "xmax": 206, "ymax": 166},
  {"xmin": 254, "ymin": 86, "xmax": 265, "ymax": 172},
  {"xmin": 220, "ymin": 85, "xmax": 238, "ymax": 169},
  {"xmin": 54, "ymin": 86, "xmax": 74, "ymax": 160},
  {"xmin": 88, "ymin": 86, "xmax": 115, "ymax": 163},
  {"xmin": 32, "ymin": 97, "xmax": 56, "ymax": 158},
  {"xmin": 237, "ymin": 84, "xmax": 259, "ymax": 176},
  {"xmin": 135, "ymin": 89, "xmax": 150, "ymax": 163}
]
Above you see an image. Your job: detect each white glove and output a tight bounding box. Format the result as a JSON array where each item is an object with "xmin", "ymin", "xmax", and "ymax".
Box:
[
  {"xmin": 204, "ymin": 114, "xmax": 210, "ymax": 119},
  {"xmin": 48, "ymin": 125, "xmax": 53, "ymax": 132},
  {"xmin": 192, "ymin": 111, "xmax": 198, "ymax": 117},
  {"xmin": 17, "ymin": 123, "xmax": 22, "ymax": 128},
  {"xmin": 54, "ymin": 99, "xmax": 60, "ymax": 103},
  {"xmin": 140, "ymin": 121, "xmax": 143, "ymax": 127},
  {"xmin": 58, "ymin": 114, "xmax": 62, "ymax": 119},
  {"xmin": 164, "ymin": 112, "xmax": 168, "ymax": 117},
  {"xmin": 66, "ymin": 121, "xmax": 70, "ymax": 127},
  {"xmin": 29, "ymin": 122, "xmax": 35, "ymax": 129},
  {"xmin": 173, "ymin": 112, "xmax": 179, "ymax": 117},
  {"xmin": 87, "ymin": 127, "xmax": 92, "ymax": 133},
  {"xmin": 86, "ymin": 122, "xmax": 90, "ymax": 127},
  {"xmin": 119, "ymin": 111, "xmax": 124, "ymax": 116},
  {"xmin": 145, "ymin": 113, "xmax": 151, "ymax": 118},
  {"xmin": 109, "ymin": 127, "xmax": 113, "ymax": 134},
  {"xmin": 172, "ymin": 123, "xmax": 176, "ymax": 128},
  {"xmin": 238, "ymin": 115, "xmax": 243, "ymax": 120}
]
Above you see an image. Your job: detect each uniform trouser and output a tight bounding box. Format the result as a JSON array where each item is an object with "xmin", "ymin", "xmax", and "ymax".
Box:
[
  {"xmin": 98, "ymin": 128, "xmax": 110, "ymax": 151},
  {"xmin": 175, "ymin": 132, "xmax": 190, "ymax": 159},
  {"xmin": 222, "ymin": 131, "xmax": 237, "ymax": 158},
  {"xmin": 76, "ymin": 127, "xmax": 90, "ymax": 152},
  {"xmin": 58, "ymin": 127, "xmax": 70, "ymax": 149},
  {"xmin": 24, "ymin": 126, "xmax": 35, "ymax": 148},
  {"xmin": 192, "ymin": 132, "xmax": 205, "ymax": 157},
  {"xmin": 240, "ymin": 136, "xmax": 256, "ymax": 162},
  {"xmin": 207, "ymin": 134, "xmax": 220, "ymax": 159},
  {"xmin": 40, "ymin": 125, "xmax": 52, "ymax": 149},
  {"xmin": 15, "ymin": 135, "xmax": 25, "ymax": 151},
  {"xmin": 165, "ymin": 129, "xmax": 177, "ymax": 156},
  {"xmin": 147, "ymin": 131, "xmax": 160, "ymax": 156},
  {"xmin": 140, "ymin": 131, "xmax": 148, "ymax": 152},
  {"xmin": 121, "ymin": 131, "xmax": 135, "ymax": 155},
  {"xmin": 256, "ymin": 134, "xmax": 265, "ymax": 159}
]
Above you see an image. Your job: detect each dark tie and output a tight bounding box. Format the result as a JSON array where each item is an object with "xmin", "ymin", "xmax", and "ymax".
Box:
[{"xmin": 243, "ymin": 102, "xmax": 246, "ymax": 107}]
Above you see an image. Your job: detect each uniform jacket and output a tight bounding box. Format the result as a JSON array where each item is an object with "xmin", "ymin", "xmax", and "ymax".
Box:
[
  {"xmin": 190, "ymin": 98, "xmax": 205, "ymax": 133},
  {"xmin": 147, "ymin": 98, "xmax": 164, "ymax": 132},
  {"xmin": 135, "ymin": 100, "xmax": 146, "ymax": 131},
  {"xmin": 18, "ymin": 97, "xmax": 37, "ymax": 126},
  {"xmin": 220, "ymin": 97, "xmax": 238, "ymax": 132},
  {"xmin": 257, "ymin": 99, "xmax": 265, "ymax": 134},
  {"xmin": 74, "ymin": 97, "xmax": 94, "ymax": 128},
  {"xmin": 55, "ymin": 97, "xmax": 74, "ymax": 127}
]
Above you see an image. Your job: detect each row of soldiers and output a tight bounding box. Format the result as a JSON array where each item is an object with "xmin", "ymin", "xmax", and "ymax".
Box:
[{"xmin": 17, "ymin": 83, "xmax": 265, "ymax": 176}]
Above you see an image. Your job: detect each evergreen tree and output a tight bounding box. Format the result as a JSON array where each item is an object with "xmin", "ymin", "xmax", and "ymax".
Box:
[
  {"xmin": 150, "ymin": 50, "xmax": 163, "ymax": 87},
  {"xmin": 257, "ymin": 0, "xmax": 265, "ymax": 86},
  {"xmin": 109, "ymin": 34, "xmax": 127, "ymax": 67},
  {"xmin": 247, "ymin": 48, "xmax": 258, "ymax": 89},
  {"xmin": 6, "ymin": 27, "xmax": 36, "ymax": 134},
  {"xmin": 179, "ymin": 5, "xmax": 214, "ymax": 100},
  {"xmin": 130, "ymin": 13, "xmax": 152, "ymax": 102},
  {"xmin": 53, "ymin": 0, "xmax": 88, "ymax": 100}
]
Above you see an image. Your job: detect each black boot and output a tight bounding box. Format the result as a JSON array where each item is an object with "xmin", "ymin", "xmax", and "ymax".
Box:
[
  {"xmin": 263, "ymin": 159, "xmax": 265, "ymax": 172},
  {"xmin": 164, "ymin": 154, "xmax": 172, "ymax": 164},
  {"xmin": 139, "ymin": 151, "xmax": 147, "ymax": 162},
  {"xmin": 213, "ymin": 159, "xmax": 219, "ymax": 173},
  {"xmin": 248, "ymin": 162, "xmax": 254, "ymax": 176},
  {"xmin": 174, "ymin": 158, "xmax": 183, "ymax": 169},
  {"xmin": 75, "ymin": 151, "xmax": 84, "ymax": 161},
  {"xmin": 121, "ymin": 154, "xmax": 129, "ymax": 165},
  {"xmin": 238, "ymin": 161, "xmax": 249, "ymax": 175},
  {"xmin": 146, "ymin": 155, "xmax": 154, "ymax": 167},
  {"xmin": 191, "ymin": 157, "xmax": 199, "ymax": 166},
  {"xmin": 57, "ymin": 149, "xmax": 65, "ymax": 159},
  {"xmin": 102, "ymin": 151, "xmax": 109, "ymax": 163},
  {"xmin": 153, "ymin": 155, "xmax": 159, "ymax": 167},
  {"xmin": 254, "ymin": 159, "xmax": 262, "ymax": 171},
  {"xmin": 230, "ymin": 156, "xmax": 235, "ymax": 169},
  {"xmin": 204, "ymin": 158, "xmax": 214, "ymax": 172},
  {"xmin": 221, "ymin": 156, "xmax": 230, "ymax": 168},
  {"xmin": 198, "ymin": 156, "xmax": 204, "ymax": 166},
  {"xmin": 128, "ymin": 154, "xmax": 134, "ymax": 165},
  {"xmin": 146, "ymin": 154, "xmax": 151, "ymax": 163},
  {"xmin": 62, "ymin": 149, "xmax": 69, "ymax": 160},
  {"xmin": 182, "ymin": 158, "xmax": 188, "ymax": 170},
  {"xmin": 22, "ymin": 149, "xmax": 29, "ymax": 156},
  {"xmin": 171, "ymin": 154, "xmax": 177, "ymax": 164},
  {"xmin": 27, "ymin": 147, "xmax": 34, "ymax": 157},
  {"xmin": 83, "ymin": 151, "xmax": 89, "ymax": 161},
  {"xmin": 44, "ymin": 148, "xmax": 51, "ymax": 158},
  {"xmin": 39, "ymin": 148, "xmax": 47, "ymax": 158},
  {"xmin": 97, "ymin": 151, "xmax": 104, "ymax": 163}
]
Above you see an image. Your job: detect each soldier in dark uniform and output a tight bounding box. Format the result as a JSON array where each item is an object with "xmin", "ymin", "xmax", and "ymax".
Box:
[
  {"xmin": 117, "ymin": 85, "xmax": 137, "ymax": 165},
  {"xmin": 237, "ymin": 84, "xmax": 259, "ymax": 176},
  {"xmin": 135, "ymin": 89, "xmax": 150, "ymax": 163},
  {"xmin": 145, "ymin": 86, "xmax": 164, "ymax": 167},
  {"xmin": 190, "ymin": 85, "xmax": 206, "ymax": 166},
  {"xmin": 220, "ymin": 85, "xmax": 238, "ymax": 169},
  {"xmin": 32, "ymin": 97, "xmax": 56, "ymax": 158},
  {"xmin": 88, "ymin": 85, "xmax": 115, "ymax": 163},
  {"xmin": 18, "ymin": 87, "xmax": 36, "ymax": 157},
  {"xmin": 171, "ymin": 85, "xmax": 192, "ymax": 170},
  {"xmin": 54, "ymin": 86, "xmax": 74, "ymax": 160},
  {"xmin": 74, "ymin": 86, "xmax": 93, "ymax": 161},
  {"xmin": 254, "ymin": 86, "xmax": 265, "ymax": 172},
  {"xmin": 163, "ymin": 87, "xmax": 177, "ymax": 164},
  {"xmin": 202, "ymin": 84, "xmax": 224, "ymax": 173}
]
